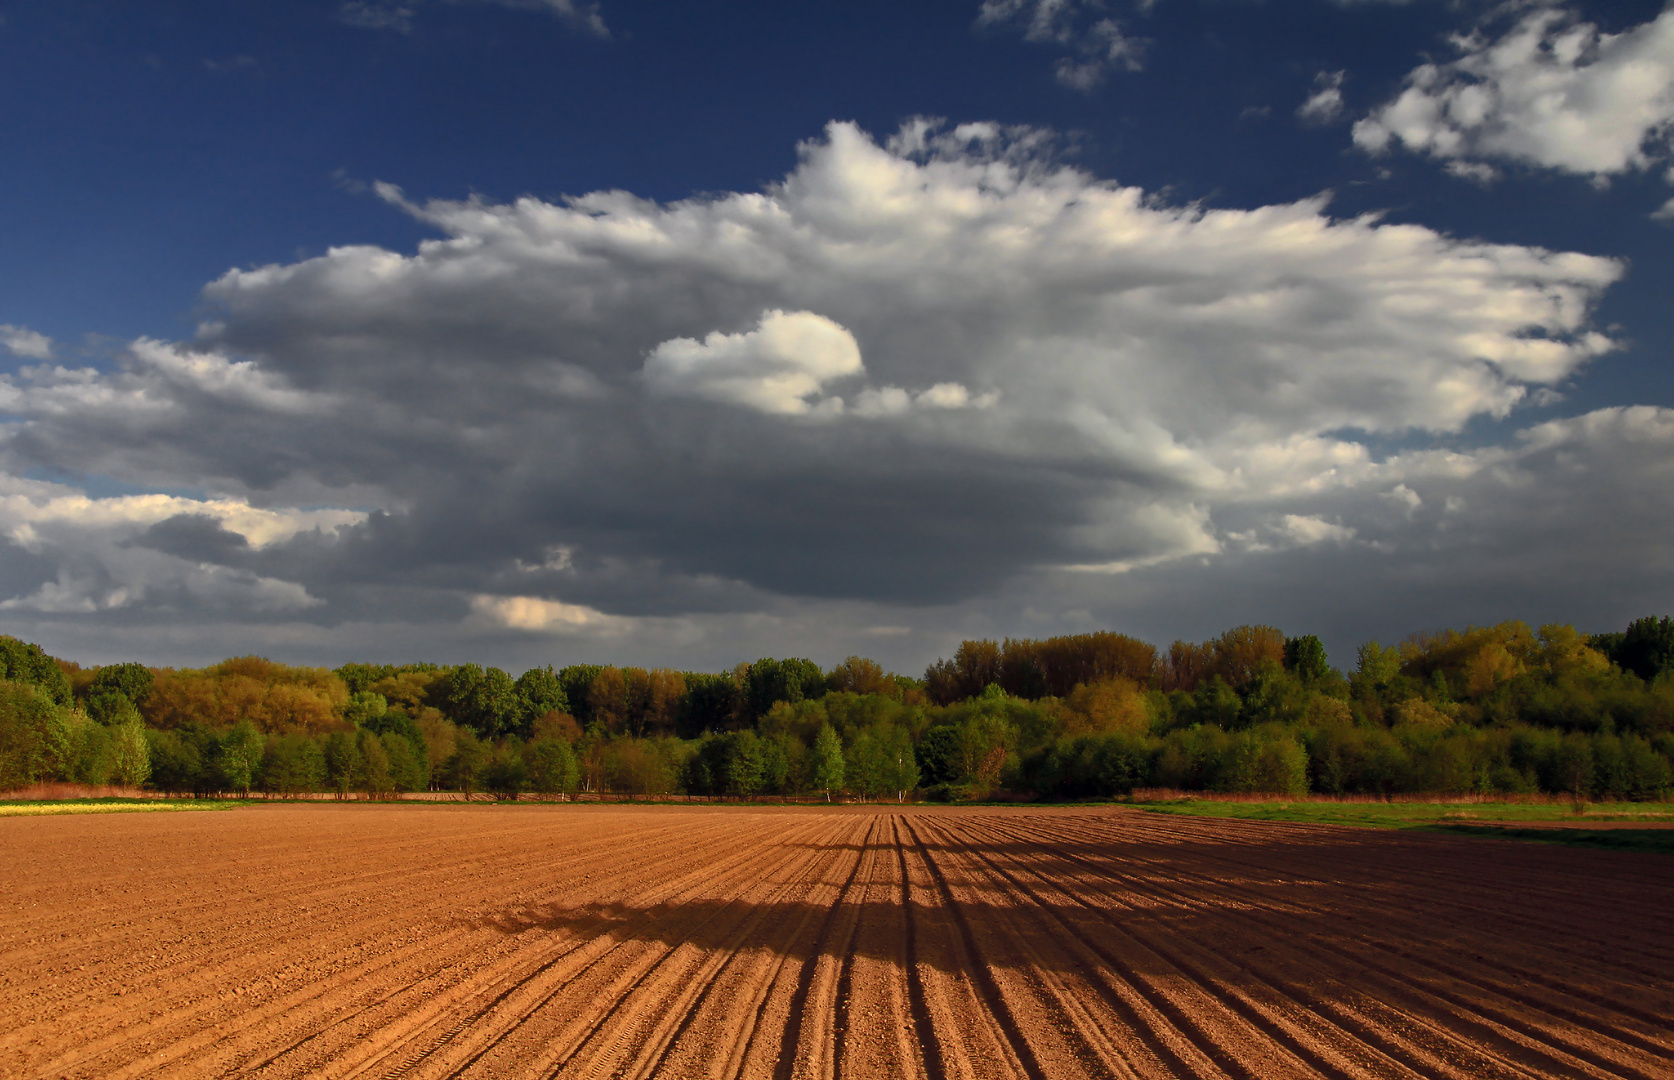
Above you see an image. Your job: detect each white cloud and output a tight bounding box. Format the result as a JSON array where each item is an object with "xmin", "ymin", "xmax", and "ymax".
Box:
[
  {"xmin": 1278, "ymin": 513, "xmax": 1357, "ymax": 545},
  {"xmin": 852, "ymin": 381, "xmax": 998, "ymax": 417},
  {"xmin": 469, "ymin": 593, "xmax": 634, "ymax": 633},
  {"xmin": 0, "ymin": 473, "xmax": 355, "ymax": 616},
  {"xmin": 0, "ymin": 324, "xmax": 52, "ymax": 360},
  {"xmin": 1299, "ymin": 70, "xmax": 1347, "ymax": 123},
  {"xmin": 642, "ymin": 309, "xmax": 863, "ymax": 415},
  {"xmin": 1355, "ymin": 5, "xmax": 1674, "ymax": 180},
  {"xmin": 979, "ymin": 1, "xmax": 1147, "ymax": 88},
  {"xmin": 0, "ymin": 119, "xmax": 1646, "ymax": 662}
]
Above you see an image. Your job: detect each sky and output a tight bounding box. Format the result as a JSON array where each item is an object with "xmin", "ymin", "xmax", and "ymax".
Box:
[{"xmin": 2, "ymin": 0, "xmax": 1673, "ymax": 676}]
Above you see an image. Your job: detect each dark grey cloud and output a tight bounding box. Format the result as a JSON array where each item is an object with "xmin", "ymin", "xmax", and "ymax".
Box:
[
  {"xmin": 131, "ymin": 514, "xmax": 251, "ymax": 565},
  {"xmin": 0, "ymin": 120, "xmax": 1658, "ymax": 669}
]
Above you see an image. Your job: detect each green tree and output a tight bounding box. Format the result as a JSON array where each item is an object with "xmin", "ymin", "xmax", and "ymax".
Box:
[
  {"xmin": 883, "ymin": 726, "xmax": 920, "ymax": 802},
  {"xmin": 724, "ymin": 730, "xmax": 768, "ymax": 797},
  {"xmin": 526, "ymin": 737, "xmax": 580, "ymax": 795},
  {"xmin": 484, "ymin": 746, "xmax": 527, "ymax": 800},
  {"xmin": 145, "ymin": 728, "xmax": 205, "ymax": 796},
  {"xmin": 845, "ymin": 728, "xmax": 888, "ymax": 801},
  {"xmin": 0, "ymin": 681, "xmax": 68, "ymax": 789},
  {"xmin": 218, "ymin": 722, "xmax": 265, "ymax": 796},
  {"xmin": 343, "ymin": 691, "xmax": 388, "ymax": 727},
  {"xmin": 811, "ymin": 724, "xmax": 844, "ymax": 801},
  {"xmin": 324, "ymin": 730, "xmax": 365, "ymax": 798},
  {"xmin": 1283, "ymin": 635, "xmax": 1331, "ymax": 684},
  {"xmin": 260, "ymin": 734, "xmax": 325, "ymax": 795},
  {"xmin": 109, "ymin": 719, "xmax": 151, "ymax": 788},
  {"xmin": 363, "ymin": 710, "xmax": 430, "ymax": 788},
  {"xmin": 354, "ymin": 730, "xmax": 391, "ymax": 797},
  {"xmin": 1355, "ymin": 641, "xmax": 1402, "ymax": 691},
  {"xmin": 87, "ymin": 662, "xmax": 155, "ymax": 725},
  {"xmin": 61, "ymin": 710, "xmax": 114, "ymax": 785},
  {"xmin": 446, "ymin": 729, "xmax": 487, "ymax": 798},
  {"xmin": 0, "ymin": 637, "xmax": 72, "ymax": 705},
  {"xmin": 1615, "ymin": 616, "xmax": 1674, "ymax": 681},
  {"xmin": 380, "ymin": 731, "xmax": 425, "ymax": 792},
  {"xmin": 514, "ymin": 666, "xmax": 569, "ymax": 735},
  {"xmin": 744, "ymin": 658, "xmax": 826, "ymax": 720},
  {"xmin": 442, "ymin": 664, "xmax": 520, "ymax": 739},
  {"xmin": 677, "ymin": 672, "xmax": 742, "ymax": 735}
]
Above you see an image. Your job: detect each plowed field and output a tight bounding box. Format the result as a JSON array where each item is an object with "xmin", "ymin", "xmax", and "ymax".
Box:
[{"xmin": 3, "ymin": 804, "xmax": 1671, "ymax": 1079}]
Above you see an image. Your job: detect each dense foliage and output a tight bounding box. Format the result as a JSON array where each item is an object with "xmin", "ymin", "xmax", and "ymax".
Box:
[{"xmin": 3, "ymin": 617, "xmax": 1673, "ymax": 801}]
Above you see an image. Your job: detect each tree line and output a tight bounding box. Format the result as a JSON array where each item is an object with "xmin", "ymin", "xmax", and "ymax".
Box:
[{"xmin": 2, "ymin": 615, "xmax": 1673, "ymax": 801}]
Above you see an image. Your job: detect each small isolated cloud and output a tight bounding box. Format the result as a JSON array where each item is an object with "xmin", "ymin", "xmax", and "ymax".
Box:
[
  {"xmin": 1354, "ymin": 5, "xmax": 1674, "ymax": 181},
  {"xmin": 339, "ymin": 0, "xmax": 607, "ymax": 37},
  {"xmin": 852, "ymin": 382, "xmax": 998, "ymax": 418},
  {"xmin": 0, "ymin": 324, "xmax": 52, "ymax": 360},
  {"xmin": 979, "ymin": 1, "xmax": 1147, "ymax": 89},
  {"xmin": 643, "ymin": 310, "xmax": 863, "ymax": 415},
  {"xmin": 470, "ymin": 594, "xmax": 634, "ymax": 633},
  {"xmin": 1653, "ymin": 196, "xmax": 1674, "ymax": 222},
  {"xmin": 1298, "ymin": 70, "xmax": 1347, "ymax": 124}
]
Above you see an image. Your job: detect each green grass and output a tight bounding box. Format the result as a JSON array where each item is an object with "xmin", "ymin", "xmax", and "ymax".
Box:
[
  {"xmin": 0, "ymin": 798, "xmax": 245, "ymax": 817},
  {"xmin": 1135, "ymin": 798, "xmax": 1674, "ymax": 852}
]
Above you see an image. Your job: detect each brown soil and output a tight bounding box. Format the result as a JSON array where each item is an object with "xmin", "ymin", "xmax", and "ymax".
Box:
[{"xmin": 2, "ymin": 804, "xmax": 1671, "ymax": 1079}]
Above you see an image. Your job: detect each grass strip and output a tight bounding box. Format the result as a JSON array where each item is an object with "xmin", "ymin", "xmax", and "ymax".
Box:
[
  {"xmin": 1137, "ymin": 798, "xmax": 1674, "ymax": 852},
  {"xmin": 0, "ymin": 798, "xmax": 244, "ymax": 817}
]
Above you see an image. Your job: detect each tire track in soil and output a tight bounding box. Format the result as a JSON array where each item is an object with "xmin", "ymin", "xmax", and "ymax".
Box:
[
  {"xmin": 634, "ymin": 815, "xmax": 881, "ymax": 1080},
  {"xmin": 906, "ymin": 817, "xmax": 1149, "ymax": 1080},
  {"xmin": 1066, "ymin": 813, "xmax": 1674, "ymax": 1027},
  {"xmin": 22, "ymin": 812, "xmax": 754, "ymax": 1079},
  {"xmin": 947, "ymin": 815, "xmax": 1465, "ymax": 1080},
  {"xmin": 2, "ymin": 811, "xmax": 743, "ymax": 1076},
  {"xmin": 641, "ymin": 816, "xmax": 876, "ymax": 1080},
  {"xmin": 5, "ymin": 805, "xmax": 1672, "ymax": 1080},
  {"xmin": 1031, "ymin": 813, "xmax": 1674, "ymax": 1064},
  {"xmin": 1071, "ymin": 813, "xmax": 1674, "ymax": 973},
  {"xmin": 983, "ymin": 812, "xmax": 1671, "ymax": 1079},
  {"xmin": 1019, "ymin": 811, "xmax": 1674, "ymax": 1010},
  {"xmin": 923, "ymin": 815, "xmax": 1318, "ymax": 1080},
  {"xmin": 983, "ymin": 814, "xmax": 1640, "ymax": 1078},
  {"xmin": 331, "ymin": 815, "xmax": 848, "ymax": 1080},
  {"xmin": 765, "ymin": 816, "xmax": 877, "ymax": 1080},
  {"xmin": 517, "ymin": 815, "xmax": 867, "ymax": 1080},
  {"xmin": 901, "ymin": 816, "xmax": 1051, "ymax": 1080}
]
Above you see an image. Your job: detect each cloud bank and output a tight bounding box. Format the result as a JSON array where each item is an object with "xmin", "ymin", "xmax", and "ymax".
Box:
[{"xmin": 0, "ymin": 120, "xmax": 1654, "ymax": 667}]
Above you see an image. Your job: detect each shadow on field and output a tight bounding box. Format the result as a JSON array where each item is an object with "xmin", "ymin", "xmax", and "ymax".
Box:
[{"xmin": 456, "ymin": 813, "xmax": 1674, "ymax": 999}]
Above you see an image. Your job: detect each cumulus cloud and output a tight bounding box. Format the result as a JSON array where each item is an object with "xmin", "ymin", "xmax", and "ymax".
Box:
[
  {"xmin": 0, "ymin": 473, "xmax": 358, "ymax": 617},
  {"xmin": 1, "ymin": 324, "xmax": 52, "ymax": 360},
  {"xmin": 1355, "ymin": 5, "xmax": 1674, "ymax": 181},
  {"xmin": 1299, "ymin": 70, "xmax": 1347, "ymax": 124},
  {"xmin": 468, "ymin": 593, "xmax": 635, "ymax": 633},
  {"xmin": 978, "ymin": 0, "xmax": 1147, "ymax": 88},
  {"xmin": 643, "ymin": 310, "xmax": 863, "ymax": 415},
  {"xmin": 0, "ymin": 119, "xmax": 1650, "ymax": 665}
]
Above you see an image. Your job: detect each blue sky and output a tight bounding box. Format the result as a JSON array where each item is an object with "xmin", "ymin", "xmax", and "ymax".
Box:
[{"xmin": 2, "ymin": 0, "xmax": 1673, "ymax": 674}]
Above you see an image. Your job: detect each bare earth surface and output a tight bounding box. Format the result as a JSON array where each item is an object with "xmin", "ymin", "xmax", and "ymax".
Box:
[{"xmin": 3, "ymin": 804, "xmax": 1672, "ymax": 1080}]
